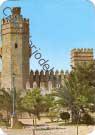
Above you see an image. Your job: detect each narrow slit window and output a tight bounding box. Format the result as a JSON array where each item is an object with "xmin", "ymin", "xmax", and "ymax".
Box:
[{"xmin": 15, "ymin": 43, "xmax": 18, "ymax": 48}]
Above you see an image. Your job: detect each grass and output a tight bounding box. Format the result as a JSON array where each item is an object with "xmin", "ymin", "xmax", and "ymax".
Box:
[{"xmin": 0, "ymin": 120, "xmax": 9, "ymax": 127}]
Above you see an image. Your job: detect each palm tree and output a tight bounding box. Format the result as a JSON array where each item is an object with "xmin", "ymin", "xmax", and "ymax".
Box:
[
  {"xmin": 0, "ymin": 89, "xmax": 12, "ymax": 120},
  {"xmin": 0, "ymin": 88, "xmax": 23, "ymax": 122},
  {"xmin": 56, "ymin": 62, "xmax": 95, "ymax": 123},
  {"xmin": 20, "ymin": 88, "xmax": 46, "ymax": 120},
  {"xmin": 44, "ymin": 93, "xmax": 58, "ymax": 122}
]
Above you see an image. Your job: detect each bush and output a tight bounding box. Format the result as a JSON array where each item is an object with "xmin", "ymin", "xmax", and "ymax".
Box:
[
  {"xmin": 89, "ymin": 105, "xmax": 95, "ymax": 113},
  {"xmin": 82, "ymin": 113, "xmax": 94, "ymax": 125},
  {"xmin": 12, "ymin": 121, "xmax": 24, "ymax": 129},
  {"xmin": 0, "ymin": 120, "xmax": 9, "ymax": 127},
  {"xmin": 60, "ymin": 112, "xmax": 70, "ymax": 123}
]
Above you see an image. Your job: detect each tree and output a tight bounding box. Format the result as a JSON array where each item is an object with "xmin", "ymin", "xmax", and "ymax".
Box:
[
  {"xmin": 44, "ymin": 93, "xmax": 58, "ymax": 122},
  {"xmin": 56, "ymin": 62, "xmax": 95, "ymax": 124},
  {"xmin": 20, "ymin": 88, "xmax": 46, "ymax": 120},
  {"xmin": 0, "ymin": 88, "xmax": 23, "ymax": 122},
  {"xmin": 0, "ymin": 89, "xmax": 12, "ymax": 120}
]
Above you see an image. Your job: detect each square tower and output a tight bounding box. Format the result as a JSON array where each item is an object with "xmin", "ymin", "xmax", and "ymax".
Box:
[
  {"xmin": 71, "ymin": 48, "xmax": 94, "ymax": 68},
  {"xmin": 1, "ymin": 7, "xmax": 31, "ymax": 90}
]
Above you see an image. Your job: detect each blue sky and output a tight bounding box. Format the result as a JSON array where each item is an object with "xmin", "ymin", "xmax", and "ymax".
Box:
[{"xmin": 0, "ymin": 0, "xmax": 95, "ymax": 71}]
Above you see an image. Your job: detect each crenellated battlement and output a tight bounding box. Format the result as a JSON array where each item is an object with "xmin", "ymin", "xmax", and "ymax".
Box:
[
  {"xmin": 2, "ymin": 17, "xmax": 29, "ymax": 25},
  {"xmin": 12, "ymin": 7, "xmax": 21, "ymax": 16},
  {"xmin": 30, "ymin": 70, "xmax": 65, "ymax": 76},
  {"xmin": 71, "ymin": 48, "xmax": 93, "ymax": 53},
  {"xmin": 29, "ymin": 70, "xmax": 65, "ymax": 89},
  {"xmin": 23, "ymin": 18, "xmax": 29, "ymax": 24},
  {"xmin": 2, "ymin": 18, "xmax": 11, "ymax": 25}
]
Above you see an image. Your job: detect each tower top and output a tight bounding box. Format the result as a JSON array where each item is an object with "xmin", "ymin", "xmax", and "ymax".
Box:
[
  {"xmin": 12, "ymin": 7, "xmax": 21, "ymax": 16},
  {"xmin": 71, "ymin": 48, "xmax": 93, "ymax": 53}
]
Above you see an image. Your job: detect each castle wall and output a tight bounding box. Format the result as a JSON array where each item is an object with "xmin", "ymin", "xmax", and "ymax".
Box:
[{"xmin": 29, "ymin": 70, "xmax": 65, "ymax": 91}]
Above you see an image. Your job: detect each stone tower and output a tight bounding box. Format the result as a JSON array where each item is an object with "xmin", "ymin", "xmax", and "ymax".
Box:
[
  {"xmin": 1, "ymin": 7, "xmax": 31, "ymax": 90},
  {"xmin": 71, "ymin": 48, "xmax": 94, "ymax": 68}
]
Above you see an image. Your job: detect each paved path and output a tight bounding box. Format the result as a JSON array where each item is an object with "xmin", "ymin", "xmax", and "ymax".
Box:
[{"xmin": 2, "ymin": 126, "xmax": 95, "ymax": 135}]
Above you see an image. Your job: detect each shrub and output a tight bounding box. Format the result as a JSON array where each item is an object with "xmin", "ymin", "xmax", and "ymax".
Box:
[
  {"xmin": 12, "ymin": 121, "xmax": 24, "ymax": 129},
  {"xmin": 0, "ymin": 120, "xmax": 9, "ymax": 127},
  {"xmin": 82, "ymin": 113, "xmax": 94, "ymax": 125},
  {"xmin": 89, "ymin": 105, "xmax": 95, "ymax": 113},
  {"xmin": 60, "ymin": 112, "xmax": 70, "ymax": 123}
]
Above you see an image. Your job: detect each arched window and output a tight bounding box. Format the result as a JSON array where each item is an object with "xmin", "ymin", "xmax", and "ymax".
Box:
[{"xmin": 15, "ymin": 43, "xmax": 18, "ymax": 48}]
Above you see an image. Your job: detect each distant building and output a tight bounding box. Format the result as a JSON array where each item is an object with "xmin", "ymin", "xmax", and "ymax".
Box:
[{"xmin": 71, "ymin": 48, "xmax": 94, "ymax": 68}]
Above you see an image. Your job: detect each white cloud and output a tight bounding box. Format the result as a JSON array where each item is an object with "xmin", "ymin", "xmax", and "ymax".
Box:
[
  {"xmin": 0, "ymin": 0, "xmax": 7, "ymax": 6},
  {"xmin": 89, "ymin": 0, "xmax": 95, "ymax": 5}
]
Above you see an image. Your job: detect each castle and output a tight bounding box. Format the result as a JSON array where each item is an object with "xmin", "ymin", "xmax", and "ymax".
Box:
[
  {"xmin": 0, "ymin": 7, "xmax": 94, "ymax": 91},
  {"xmin": 0, "ymin": 7, "xmax": 65, "ymax": 91}
]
